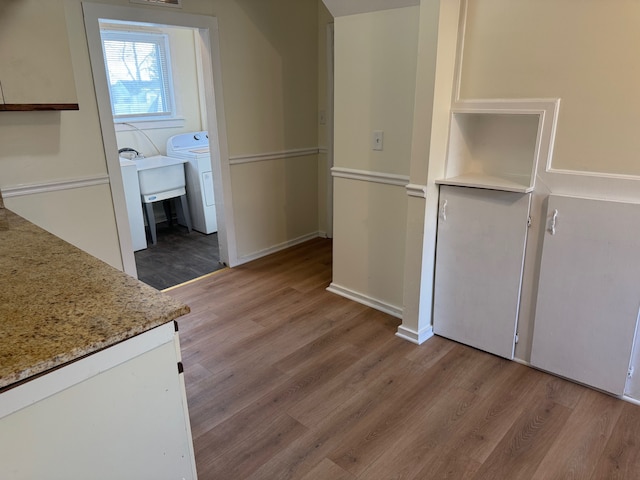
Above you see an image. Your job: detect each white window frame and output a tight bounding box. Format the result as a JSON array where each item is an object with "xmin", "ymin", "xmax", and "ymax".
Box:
[{"xmin": 100, "ymin": 29, "xmax": 177, "ymax": 124}]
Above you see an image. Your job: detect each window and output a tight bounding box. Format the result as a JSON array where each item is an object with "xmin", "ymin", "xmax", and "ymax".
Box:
[{"xmin": 101, "ymin": 30, "xmax": 175, "ymax": 121}]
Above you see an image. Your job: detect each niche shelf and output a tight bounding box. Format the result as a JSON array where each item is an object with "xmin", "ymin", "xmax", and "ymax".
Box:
[{"xmin": 437, "ymin": 99, "xmax": 560, "ymax": 193}]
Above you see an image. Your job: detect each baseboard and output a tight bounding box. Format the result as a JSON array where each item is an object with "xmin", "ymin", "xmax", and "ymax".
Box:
[
  {"xmin": 326, "ymin": 283, "xmax": 403, "ymax": 319},
  {"xmin": 318, "ymin": 230, "xmax": 328, "ymax": 239},
  {"xmin": 235, "ymin": 232, "xmax": 320, "ymax": 265},
  {"xmin": 395, "ymin": 325, "xmax": 434, "ymax": 345},
  {"xmin": 511, "ymin": 357, "xmax": 531, "ymax": 367}
]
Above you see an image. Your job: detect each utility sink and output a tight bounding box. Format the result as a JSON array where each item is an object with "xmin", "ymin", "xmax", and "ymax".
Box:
[{"xmin": 135, "ymin": 155, "xmax": 187, "ymax": 198}]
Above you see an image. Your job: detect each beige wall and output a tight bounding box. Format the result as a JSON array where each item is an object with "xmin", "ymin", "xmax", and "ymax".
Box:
[
  {"xmin": 0, "ymin": 0, "xmax": 321, "ymax": 269},
  {"xmin": 333, "ymin": 179, "xmax": 408, "ymax": 308},
  {"xmin": 218, "ymin": 0, "xmax": 320, "ymax": 259},
  {"xmin": 332, "ymin": 6, "xmax": 419, "ymax": 311},
  {"xmin": 0, "ymin": 1, "xmax": 122, "ymax": 268},
  {"xmin": 216, "ymin": 0, "xmax": 318, "ymax": 156},
  {"xmin": 334, "ymin": 7, "xmax": 419, "ymax": 176},
  {"xmin": 232, "ymin": 156, "xmax": 318, "ymax": 258},
  {"xmin": 460, "ymin": 0, "xmax": 640, "ymax": 176}
]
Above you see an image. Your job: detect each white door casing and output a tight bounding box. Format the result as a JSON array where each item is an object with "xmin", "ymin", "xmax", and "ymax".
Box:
[{"xmin": 82, "ymin": 3, "xmax": 236, "ymax": 275}]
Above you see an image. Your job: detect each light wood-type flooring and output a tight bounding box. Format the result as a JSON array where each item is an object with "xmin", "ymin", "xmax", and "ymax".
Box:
[{"xmin": 167, "ymin": 237, "xmax": 640, "ymax": 479}]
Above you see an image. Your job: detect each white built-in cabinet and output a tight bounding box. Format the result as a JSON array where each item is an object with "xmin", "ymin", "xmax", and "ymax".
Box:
[
  {"xmin": 433, "ymin": 99, "xmax": 552, "ymax": 359},
  {"xmin": 433, "ymin": 98, "xmax": 640, "ymax": 397},
  {"xmin": 433, "ymin": 186, "xmax": 530, "ymax": 359},
  {"xmin": 0, "ymin": 322, "xmax": 197, "ymax": 479},
  {"xmin": 531, "ymin": 195, "xmax": 640, "ymax": 395},
  {"xmin": 0, "ymin": 0, "xmax": 78, "ymax": 110}
]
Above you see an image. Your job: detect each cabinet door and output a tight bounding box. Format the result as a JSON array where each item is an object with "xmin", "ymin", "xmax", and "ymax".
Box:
[
  {"xmin": 531, "ymin": 195, "xmax": 640, "ymax": 395},
  {"xmin": 433, "ymin": 186, "xmax": 531, "ymax": 359}
]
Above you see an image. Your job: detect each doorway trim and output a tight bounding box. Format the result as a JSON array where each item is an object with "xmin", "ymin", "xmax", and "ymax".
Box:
[
  {"xmin": 82, "ymin": 2, "xmax": 236, "ymax": 276},
  {"xmin": 325, "ymin": 23, "xmax": 334, "ymax": 239}
]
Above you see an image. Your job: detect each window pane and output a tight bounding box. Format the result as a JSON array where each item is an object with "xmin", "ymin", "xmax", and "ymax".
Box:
[{"xmin": 101, "ymin": 31, "xmax": 173, "ymax": 118}]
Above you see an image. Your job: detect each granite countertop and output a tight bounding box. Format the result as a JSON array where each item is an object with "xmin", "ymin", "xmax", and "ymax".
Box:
[{"xmin": 0, "ymin": 200, "xmax": 190, "ymax": 390}]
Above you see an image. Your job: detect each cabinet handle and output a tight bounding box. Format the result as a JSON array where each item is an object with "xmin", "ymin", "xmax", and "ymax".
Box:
[
  {"xmin": 549, "ymin": 209, "xmax": 558, "ymax": 235},
  {"xmin": 440, "ymin": 200, "xmax": 447, "ymax": 221}
]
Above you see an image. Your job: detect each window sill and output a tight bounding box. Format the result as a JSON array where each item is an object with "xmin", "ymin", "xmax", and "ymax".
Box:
[{"xmin": 114, "ymin": 117, "xmax": 185, "ymax": 131}]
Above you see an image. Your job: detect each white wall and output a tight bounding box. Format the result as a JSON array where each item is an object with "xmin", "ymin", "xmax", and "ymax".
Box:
[{"xmin": 331, "ymin": 6, "xmax": 419, "ymax": 313}]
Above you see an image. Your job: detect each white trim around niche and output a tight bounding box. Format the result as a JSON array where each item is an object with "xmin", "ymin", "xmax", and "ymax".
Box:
[
  {"xmin": 229, "ymin": 148, "xmax": 319, "ymax": 165},
  {"xmin": 1, "ymin": 175, "xmax": 110, "ymax": 198},
  {"xmin": 331, "ymin": 167, "xmax": 410, "ymax": 187}
]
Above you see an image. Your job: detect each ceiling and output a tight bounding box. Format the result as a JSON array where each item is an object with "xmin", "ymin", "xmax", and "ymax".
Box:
[{"xmin": 322, "ymin": 0, "xmax": 420, "ymax": 17}]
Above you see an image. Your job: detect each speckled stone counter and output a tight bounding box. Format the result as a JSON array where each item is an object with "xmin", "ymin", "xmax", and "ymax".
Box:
[{"xmin": 0, "ymin": 201, "xmax": 190, "ymax": 390}]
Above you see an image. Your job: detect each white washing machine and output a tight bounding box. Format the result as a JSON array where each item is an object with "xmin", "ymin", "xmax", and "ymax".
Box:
[{"xmin": 166, "ymin": 131, "xmax": 217, "ymax": 234}]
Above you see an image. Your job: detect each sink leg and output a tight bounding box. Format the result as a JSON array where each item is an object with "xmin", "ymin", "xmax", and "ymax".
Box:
[
  {"xmin": 162, "ymin": 200, "xmax": 173, "ymax": 227},
  {"xmin": 143, "ymin": 202, "xmax": 157, "ymax": 245},
  {"xmin": 179, "ymin": 194, "xmax": 192, "ymax": 233}
]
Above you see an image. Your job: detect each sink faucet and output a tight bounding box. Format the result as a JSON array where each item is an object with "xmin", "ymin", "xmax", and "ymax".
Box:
[{"xmin": 118, "ymin": 147, "xmax": 141, "ymax": 158}]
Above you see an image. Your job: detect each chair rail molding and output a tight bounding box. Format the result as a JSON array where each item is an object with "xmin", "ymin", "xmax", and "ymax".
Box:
[
  {"xmin": 2, "ymin": 175, "xmax": 110, "ymax": 198},
  {"xmin": 229, "ymin": 148, "xmax": 319, "ymax": 166},
  {"xmin": 406, "ymin": 183, "xmax": 427, "ymax": 198},
  {"xmin": 331, "ymin": 167, "xmax": 409, "ymax": 187}
]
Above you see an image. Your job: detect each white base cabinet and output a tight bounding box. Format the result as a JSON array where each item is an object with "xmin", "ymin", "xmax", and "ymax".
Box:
[
  {"xmin": 0, "ymin": 322, "xmax": 197, "ymax": 480},
  {"xmin": 433, "ymin": 185, "xmax": 531, "ymax": 359},
  {"xmin": 531, "ymin": 194, "xmax": 640, "ymax": 395}
]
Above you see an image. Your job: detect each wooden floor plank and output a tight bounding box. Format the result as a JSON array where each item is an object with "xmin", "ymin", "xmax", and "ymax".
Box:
[
  {"xmin": 357, "ymin": 386, "xmax": 479, "ymax": 480},
  {"xmin": 198, "ymin": 412, "xmax": 308, "ymax": 479},
  {"xmin": 531, "ymin": 388, "xmax": 624, "ymax": 480},
  {"xmin": 327, "ymin": 346, "xmax": 481, "ymax": 476},
  {"xmin": 299, "ymin": 459, "xmax": 356, "ymax": 480},
  {"xmin": 163, "ymin": 238, "xmax": 640, "ymax": 480},
  {"xmin": 471, "ymin": 391, "xmax": 573, "ymax": 479},
  {"xmin": 589, "ymin": 402, "xmax": 640, "ymax": 479}
]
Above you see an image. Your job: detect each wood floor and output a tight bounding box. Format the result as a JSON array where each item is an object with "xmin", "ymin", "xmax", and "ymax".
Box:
[{"xmin": 167, "ymin": 237, "xmax": 640, "ymax": 480}]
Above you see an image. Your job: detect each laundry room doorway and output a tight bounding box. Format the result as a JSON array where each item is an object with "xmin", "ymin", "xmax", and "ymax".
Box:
[{"xmin": 83, "ymin": 3, "xmax": 238, "ymax": 288}]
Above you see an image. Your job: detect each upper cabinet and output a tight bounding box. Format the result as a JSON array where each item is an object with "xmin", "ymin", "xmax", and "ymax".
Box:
[
  {"xmin": 436, "ymin": 99, "xmax": 560, "ymax": 193},
  {"xmin": 0, "ymin": 0, "xmax": 78, "ymax": 111}
]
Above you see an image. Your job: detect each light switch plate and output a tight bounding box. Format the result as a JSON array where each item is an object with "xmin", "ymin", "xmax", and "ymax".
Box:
[{"xmin": 372, "ymin": 130, "xmax": 384, "ymax": 151}]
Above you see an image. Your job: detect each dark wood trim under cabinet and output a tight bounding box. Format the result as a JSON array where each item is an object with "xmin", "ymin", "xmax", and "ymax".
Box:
[{"xmin": 0, "ymin": 103, "xmax": 79, "ymax": 111}]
